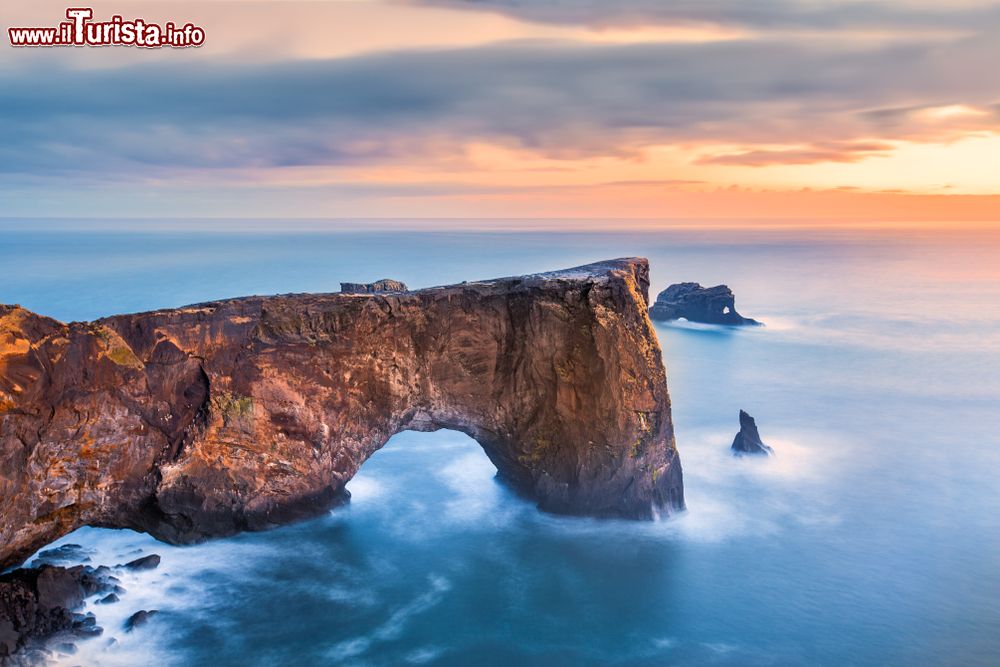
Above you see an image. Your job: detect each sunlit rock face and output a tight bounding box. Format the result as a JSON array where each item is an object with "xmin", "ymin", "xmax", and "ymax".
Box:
[
  {"xmin": 650, "ymin": 282, "xmax": 760, "ymax": 326},
  {"xmin": 0, "ymin": 258, "xmax": 683, "ymax": 569}
]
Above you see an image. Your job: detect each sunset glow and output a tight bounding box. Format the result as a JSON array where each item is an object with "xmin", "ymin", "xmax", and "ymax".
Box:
[{"xmin": 3, "ymin": 0, "xmax": 999, "ymax": 222}]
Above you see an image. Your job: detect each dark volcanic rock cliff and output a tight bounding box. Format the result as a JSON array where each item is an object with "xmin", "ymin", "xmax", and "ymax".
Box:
[
  {"xmin": 0, "ymin": 258, "xmax": 683, "ymax": 569},
  {"xmin": 650, "ymin": 283, "xmax": 760, "ymax": 326}
]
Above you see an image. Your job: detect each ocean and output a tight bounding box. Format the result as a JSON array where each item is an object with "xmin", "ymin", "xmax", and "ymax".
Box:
[{"xmin": 3, "ymin": 221, "xmax": 999, "ymax": 666}]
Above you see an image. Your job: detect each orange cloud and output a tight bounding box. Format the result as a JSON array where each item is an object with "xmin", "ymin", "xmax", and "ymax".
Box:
[{"xmin": 696, "ymin": 142, "xmax": 895, "ymax": 166}]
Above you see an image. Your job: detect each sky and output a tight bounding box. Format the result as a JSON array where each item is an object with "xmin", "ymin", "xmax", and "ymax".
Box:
[{"xmin": 2, "ymin": 0, "xmax": 999, "ymax": 223}]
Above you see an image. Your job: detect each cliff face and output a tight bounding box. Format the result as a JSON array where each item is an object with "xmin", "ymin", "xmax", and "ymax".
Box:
[{"xmin": 0, "ymin": 258, "xmax": 683, "ymax": 569}]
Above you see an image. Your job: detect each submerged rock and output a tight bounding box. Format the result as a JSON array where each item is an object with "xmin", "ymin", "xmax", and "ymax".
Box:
[
  {"xmin": 340, "ymin": 278, "xmax": 408, "ymax": 294},
  {"xmin": 32, "ymin": 544, "xmax": 92, "ymax": 567},
  {"xmin": 54, "ymin": 641, "xmax": 77, "ymax": 655},
  {"xmin": 650, "ymin": 283, "xmax": 760, "ymax": 326},
  {"xmin": 122, "ymin": 554, "xmax": 160, "ymax": 571},
  {"xmin": 0, "ymin": 258, "xmax": 684, "ymax": 572},
  {"xmin": 731, "ymin": 410, "xmax": 774, "ymax": 456},
  {"xmin": 124, "ymin": 610, "xmax": 159, "ymax": 632},
  {"xmin": 71, "ymin": 612, "xmax": 102, "ymax": 639}
]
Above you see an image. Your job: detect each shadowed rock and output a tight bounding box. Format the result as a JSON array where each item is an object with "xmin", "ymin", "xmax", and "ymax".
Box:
[
  {"xmin": 340, "ymin": 279, "xmax": 408, "ymax": 294},
  {"xmin": 124, "ymin": 610, "xmax": 158, "ymax": 632},
  {"xmin": 0, "ymin": 565, "xmax": 115, "ymax": 657},
  {"xmin": 731, "ymin": 410, "xmax": 773, "ymax": 456},
  {"xmin": 32, "ymin": 544, "xmax": 91, "ymax": 567},
  {"xmin": 54, "ymin": 641, "xmax": 77, "ymax": 655},
  {"xmin": 121, "ymin": 555, "xmax": 160, "ymax": 571},
  {"xmin": 650, "ymin": 283, "xmax": 760, "ymax": 326},
  {"xmin": 0, "ymin": 258, "xmax": 683, "ymax": 570}
]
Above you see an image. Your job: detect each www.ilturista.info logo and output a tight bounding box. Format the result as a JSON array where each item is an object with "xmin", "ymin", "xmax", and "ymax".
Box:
[{"xmin": 8, "ymin": 8, "xmax": 205, "ymax": 48}]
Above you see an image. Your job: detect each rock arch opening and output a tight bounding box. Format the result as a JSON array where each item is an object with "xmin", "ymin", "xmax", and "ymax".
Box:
[{"xmin": 346, "ymin": 429, "xmax": 508, "ymax": 521}]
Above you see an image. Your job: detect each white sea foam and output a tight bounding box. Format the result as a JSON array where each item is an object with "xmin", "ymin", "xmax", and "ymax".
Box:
[
  {"xmin": 659, "ymin": 426, "xmax": 847, "ymax": 543},
  {"xmin": 326, "ymin": 575, "xmax": 451, "ymax": 661},
  {"xmin": 33, "ymin": 402, "xmax": 849, "ymax": 664},
  {"xmin": 405, "ymin": 645, "xmax": 445, "ymax": 664},
  {"xmin": 655, "ymin": 319, "xmax": 757, "ymax": 333},
  {"xmin": 438, "ymin": 451, "xmax": 506, "ymax": 523},
  {"xmin": 346, "ymin": 475, "xmax": 386, "ymax": 502},
  {"xmin": 704, "ymin": 641, "xmax": 739, "ymax": 654},
  {"xmin": 36, "ymin": 524, "xmax": 300, "ymax": 667}
]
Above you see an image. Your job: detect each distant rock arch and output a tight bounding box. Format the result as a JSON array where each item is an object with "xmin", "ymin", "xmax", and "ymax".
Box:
[{"xmin": 650, "ymin": 282, "xmax": 760, "ymax": 326}]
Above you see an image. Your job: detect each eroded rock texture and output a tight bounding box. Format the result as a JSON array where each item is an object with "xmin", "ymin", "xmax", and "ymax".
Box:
[
  {"xmin": 650, "ymin": 283, "xmax": 760, "ymax": 326},
  {"xmin": 339, "ymin": 279, "xmax": 408, "ymax": 294},
  {"xmin": 0, "ymin": 258, "xmax": 683, "ymax": 569}
]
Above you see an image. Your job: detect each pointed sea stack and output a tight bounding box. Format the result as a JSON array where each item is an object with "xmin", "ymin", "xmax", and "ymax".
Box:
[{"xmin": 731, "ymin": 410, "xmax": 773, "ymax": 456}]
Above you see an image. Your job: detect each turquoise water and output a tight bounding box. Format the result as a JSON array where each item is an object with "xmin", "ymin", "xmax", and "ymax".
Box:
[{"xmin": 3, "ymin": 222, "xmax": 1000, "ymax": 666}]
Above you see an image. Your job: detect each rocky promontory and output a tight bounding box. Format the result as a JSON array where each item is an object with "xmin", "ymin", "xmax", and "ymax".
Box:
[
  {"xmin": 650, "ymin": 283, "xmax": 760, "ymax": 326},
  {"xmin": 0, "ymin": 258, "xmax": 684, "ymax": 570}
]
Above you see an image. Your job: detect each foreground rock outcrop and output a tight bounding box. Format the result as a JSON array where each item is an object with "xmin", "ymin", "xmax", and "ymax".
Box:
[
  {"xmin": 0, "ymin": 564, "xmax": 116, "ymax": 658},
  {"xmin": 650, "ymin": 283, "xmax": 760, "ymax": 326},
  {"xmin": 731, "ymin": 410, "xmax": 773, "ymax": 456},
  {"xmin": 0, "ymin": 258, "xmax": 683, "ymax": 569}
]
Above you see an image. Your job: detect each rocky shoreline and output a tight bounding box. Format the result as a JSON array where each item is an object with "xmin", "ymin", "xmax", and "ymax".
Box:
[
  {"xmin": 731, "ymin": 410, "xmax": 773, "ymax": 456},
  {"xmin": 0, "ymin": 548, "xmax": 164, "ymax": 663}
]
